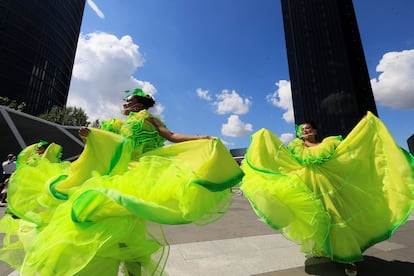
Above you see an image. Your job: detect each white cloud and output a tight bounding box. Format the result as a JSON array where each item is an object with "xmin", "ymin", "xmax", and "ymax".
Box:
[
  {"xmin": 213, "ymin": 89, "xmax": 251, "ymax": 115},
  {"xmin": 266, "ymin": 80, "xmax": 294, "ymax": 122},
  {"xmin": 150, "ymin": 103, "xmax": 165, "ymax": 119},
  {"xmin": 221, "ymin": 115, "xmax": 253, "ymax": 137},
  {"xmin": 371, "ymin": 49, "xmax": 414, "ymax": 109},
  {"xmin": 219, "ymin": 139, "xmax": 235, "ymax": 148},
  {"xmin": 87, "ymin": 0, "xmax": 105, "ymax": 19},
  {"xmin": 68, "ymin": 32, "xmax": 161, "ymax": 123},
  {"xmin": 196, "ymin": 88, "xmax": 212, "ymax": 101},
  {"xmin": 279, "ymin": 132, "xmax": 294, "ymax": 145}
]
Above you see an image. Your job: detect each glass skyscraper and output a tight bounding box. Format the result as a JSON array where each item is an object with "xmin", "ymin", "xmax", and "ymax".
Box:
[
  {"xmin": 408, "ymin": 135, "xmax": 414, "ymax": 155},
  {"xmin": 0, "ymin": 0, "xmax": 86, "ymax": 115},
  {"xmin": 280, "ymin": 0, "xmax": 377, "ymax": 138}
]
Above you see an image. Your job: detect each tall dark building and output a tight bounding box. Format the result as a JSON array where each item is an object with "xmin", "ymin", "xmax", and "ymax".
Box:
[
  {"xmin": 280, "ymin": 0, "xmax": 378, "ymax": 138},
  {"xmin": 408, "ymin": 135, "xmax": 414, "ymax": 155},
  {"xmin": 0, "ymin": 0, "xmax": 86, "ymax": 115}
]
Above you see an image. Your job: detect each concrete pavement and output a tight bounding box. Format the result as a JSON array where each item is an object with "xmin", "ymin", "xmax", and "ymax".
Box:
[
  {"xmin": 1, "ymin": 193, "xmax": 414, "ymax": 275},
  {"xmin": 163, "ymin": 193, "xmax": 414, "ymax": 276}
]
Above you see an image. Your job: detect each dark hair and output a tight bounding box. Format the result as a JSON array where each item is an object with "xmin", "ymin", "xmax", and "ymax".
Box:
[
  {"xmin": 135, "ymin": 95, "xmax": 155, "ymax": 109},
  {"xmin": 302, "ymin": 120, "xmax": 318, "ymax": 130}
]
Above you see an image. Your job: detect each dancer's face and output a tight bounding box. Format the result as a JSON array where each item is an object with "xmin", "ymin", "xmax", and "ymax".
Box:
[
  {"xmin": 122, "ymin": 96, "xmax": 143, "ymax": 115},
  {"xmin": 301, "ymin": 123, "xmax": 317, "ymax": 138}
]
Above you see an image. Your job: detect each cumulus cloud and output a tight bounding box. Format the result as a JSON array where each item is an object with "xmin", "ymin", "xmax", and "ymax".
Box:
[
  {"xmin": 68, "ymin": 32, "xmax": 160, "ymax": 122},
  {"xmin": 266, "ymin": 80, "xmax": 294, "ymax": 122},
  {"xmin": 221, "ymin": 115, "xmax": 253, "ymax": 137},
  {"xmin": 87, "ymin": 0, "xmax": 105, "ymax": 19},
  {"xmin": 371, "ymin": 49, "xmax": 414, "ymax": 109},
  {"xmin": 213, "ymin": 89, "xmax": 251, "ymax": 115},
  {"xmin": 196, "ymin": 88, "xmax": 212, "ymax": 101},
  {"xmin": 220, "ymin": 139, "xmax": 234, "ymax": 147},
  {"xmin": 279, "ymin": 132, "xmax": 295, "ymax": 145}
]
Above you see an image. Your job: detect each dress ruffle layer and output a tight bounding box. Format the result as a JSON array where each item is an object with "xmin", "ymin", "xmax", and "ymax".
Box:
[
  {"xmin": 1, "ymin": 122, "xmax": 243, "ymax": 275},
  {"xmin": 241, "ymin": 112, "xmax": 414, "ymax": 263}
]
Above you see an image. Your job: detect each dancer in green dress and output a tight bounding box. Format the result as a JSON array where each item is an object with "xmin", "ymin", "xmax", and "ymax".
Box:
[
  {"xmin": 241, "ymin": 112, "xmax": 414, "ymax": 276},
  {"xmin": 0, "ymin": 88, "xmax": 243, "ymax": 275}
]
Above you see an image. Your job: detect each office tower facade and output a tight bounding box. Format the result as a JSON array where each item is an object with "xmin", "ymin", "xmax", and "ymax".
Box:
[
  {"xmin": 408, "ymin": 135, "xmax": 414, "ymax": 155},
  {"xmin": 0, "ymin": 0, "xmax": 86, "ymax": 115},
  {"xmin": 280, "ymin": 0, "xmax": 377, "ymax": 138}
]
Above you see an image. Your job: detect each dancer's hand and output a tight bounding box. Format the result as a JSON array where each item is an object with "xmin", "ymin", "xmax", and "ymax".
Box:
[
  {"xmin": 79, "ymin": 127, "xmax": 90, "ymax": 142},
  {"xmin": 198, "ymin": 135, "xmax": 215, "ymax": 140}
]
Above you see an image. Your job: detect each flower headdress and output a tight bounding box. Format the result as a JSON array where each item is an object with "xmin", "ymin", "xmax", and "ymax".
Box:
[{"xmin": 123, "ymin": 88, "xmax": 153, "ymax": 100}]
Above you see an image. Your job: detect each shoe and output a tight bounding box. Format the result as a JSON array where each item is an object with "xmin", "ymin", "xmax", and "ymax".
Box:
[
  {"xmin": 305, "ymin": 252, "xmax": 322, "ymax": 259},
  {"xmin": 344, "ymin": 263, "xmax": 357, "ymax": 276}
]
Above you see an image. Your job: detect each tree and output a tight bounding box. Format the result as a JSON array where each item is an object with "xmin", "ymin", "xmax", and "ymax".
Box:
[
  {"xmin": 91, "ymin": 119, "xmax": 100, "ymax": 128},
  {"xmin": 38, "ymin": 106, "xmax": 90, "ymax": 126},
  {"xmin": 0, "ymin": 96, "xmax": 26, "ymax": 111}
]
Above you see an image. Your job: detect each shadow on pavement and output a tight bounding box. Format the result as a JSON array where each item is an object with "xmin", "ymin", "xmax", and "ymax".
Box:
[{"xmin": 304, "ymin": 255, "xmax": 414, "ymax": 275}]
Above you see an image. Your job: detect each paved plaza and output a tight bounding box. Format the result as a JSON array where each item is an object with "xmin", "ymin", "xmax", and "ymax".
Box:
[{"xmin": 1, "ymin": 193, "xmax": 413, "ymax": 275}]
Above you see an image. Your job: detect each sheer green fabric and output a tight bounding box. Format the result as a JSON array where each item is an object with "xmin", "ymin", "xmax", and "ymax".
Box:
[
  {"xmin": 16, "ymin": 142, "xmax": 63, "ymax": 168},
  {"xmin": 7, "ymin": 143, "xmax": 68, "ymax": 224},
  {"xmin": 241, "ymin": 112, "xmax": 414, "ymax": 263},
  {"xmin": 0, "ymin": 111, "xmax": 243, "ymax": 275}
]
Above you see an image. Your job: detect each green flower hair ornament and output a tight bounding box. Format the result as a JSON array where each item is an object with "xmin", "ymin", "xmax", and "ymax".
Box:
[
  {"xmin": 123, "ymin": 88, "xmax": 153, "ymax": 100},
  {"xmin": 295, "ymin": 124, "xmax": 303, "ymax": 138}
]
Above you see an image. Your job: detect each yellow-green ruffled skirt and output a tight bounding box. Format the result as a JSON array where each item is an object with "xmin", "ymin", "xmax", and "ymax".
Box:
[
  {"xmin": 241, "ymin": 112, "xmax": 414, "ymax": 263},
  {"xmin": 1, "ymin": 128, "xmax": 243, "ymax": 275}
]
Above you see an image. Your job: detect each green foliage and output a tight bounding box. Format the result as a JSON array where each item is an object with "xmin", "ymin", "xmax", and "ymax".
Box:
[
  {"xmin": 1, "ymin": 96, "xmax": 90, "ymax": 126},
  {"xmin": 38, "ymin": 106, "xmax": 90, "ymax": 126},
  {"xmin": 0, "ymin": 96, "xmax": 26, "ymax": 111}
]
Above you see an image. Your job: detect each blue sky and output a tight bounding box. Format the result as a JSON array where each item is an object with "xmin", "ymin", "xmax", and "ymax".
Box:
[{"xmin": 68, "ymin": 0, "xmax": 414, "ymax": 150}]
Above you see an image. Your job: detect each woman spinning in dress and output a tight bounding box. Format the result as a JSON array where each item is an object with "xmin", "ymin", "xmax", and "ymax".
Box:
[
  {"xmin": 0, "ymin": 88, "xmax": 243, "ymax": 275},
  {"xmin": 241, "ymin": 112, "xmax": 414, "ymax": 276}
]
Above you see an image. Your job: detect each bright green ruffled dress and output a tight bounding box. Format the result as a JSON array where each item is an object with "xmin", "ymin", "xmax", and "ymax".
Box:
[
  {"xmin": 0, "ymin": 110, "xmax": 244, "ymax": 275},
  {"xmin": 241, "ymin": 111, "xmax": 414, "ymax": 263},
  {"xmin": 5, "ymin": 142, "xmax": 68, "ymax": 223}
]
